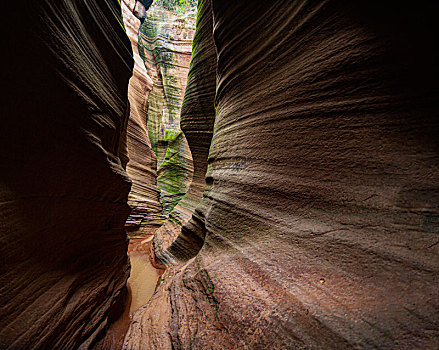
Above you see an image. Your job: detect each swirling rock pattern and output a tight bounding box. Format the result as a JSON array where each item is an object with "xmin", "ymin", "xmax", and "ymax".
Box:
[
  {"xmin": 0, "ymin": 0, "xmax": 133, "ymax": 348},
  {"xmin": 139, "ymin": 2, "xmax": 196, "ymax": 215},
  {"xmin": 122, "ymin": 0, "xmax": 165, "ymax": 235},
  {"xmin": 125, "ymin": 1, "xmax": 439, "ymax": 348},
  {"xmin": 152, "ymin": 0, "xmax": 217, "ymax": 263}
]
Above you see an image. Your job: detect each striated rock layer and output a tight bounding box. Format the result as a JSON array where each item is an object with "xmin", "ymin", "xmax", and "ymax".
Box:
[
  {"xmin": 152, "ymin": 0, "xmax": 217, "ymax": 263},
  {"xmin": 125, "ymin": 1, "xmax": 439, "ymax": 349},
  {"xmin": 122, "ymin": 0, "xmax": 165, "ymax": 234},
  {"xmin": 124, "ymin": 1, "xmax": 197, "ymax": 237},
  {"xmin": 139, "ymin": 2, "xmax": 196, "ymax": 215},
  {"xmin": 0, "ymin": 1, "xmax": 134, "ymax": 348}
]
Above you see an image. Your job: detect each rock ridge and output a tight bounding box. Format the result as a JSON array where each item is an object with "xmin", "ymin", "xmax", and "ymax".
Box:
[{"xmin": 125, "ymin": 1, "xmax": 439, "ymax": 349}]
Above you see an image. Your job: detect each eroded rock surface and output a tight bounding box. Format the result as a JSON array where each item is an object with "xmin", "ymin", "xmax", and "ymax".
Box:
[
  {"xmin": 0, "ymin": 1, "xmax": 134, "ymax": 348},
  {"xmin": 139, "ymin": 2, "xmax": 196, "ymax": 215},
  {"xmin": 122, "ymin": 0, "xmax": 165, "ymax": 235},
  {"xmin": 125, "ymin": 1, "xmax": 439, "ymax": 349},
  {"xmin": 152, "ymin": 0, "xmax": 217, "ymax": 261},
  {"xmin": 124, "ymin": 1, "xmax": 197, "ymax": 237}
]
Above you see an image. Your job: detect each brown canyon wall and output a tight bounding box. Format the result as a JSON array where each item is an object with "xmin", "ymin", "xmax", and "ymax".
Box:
[
  {"xmin": 152, "ymin": 0, "xmax": 217, "ymax": 262},
  {"xmin": 0, "ymin": 0, "xmax": 438, "ymax": 348},
  {"xmin": 124, "ymin": 0, "xmax": 197, "ymax": 237},
  {"xmin": 125, "ymin": 0, "xmax": 439, "ymax": 349},
  {"xmin": 122, "ymin": 0, "xmax": 165, "ymax": 234},
  {"xmin": 0, "ymin": 1, "xmax": 137, "ymax": 348}
]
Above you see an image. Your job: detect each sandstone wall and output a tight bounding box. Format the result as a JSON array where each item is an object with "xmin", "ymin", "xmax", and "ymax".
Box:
[
  {"xmin": 122, "ymin": 0, "xmax": 165, "ymax": 234},
  {"xmin": 0, "ymin": 1, "xmax": 134, "ymax": 348},
  {"xmin": 125, "ymin": 1, "xmax": 439, "ymax": 348},
  {"xmin": 124, "ymin": 1, "xmax": 196, "ymax": 237},
  {"xmin": 140, "ymin": 3, "xmax": 196, "ymax": 215},
  {"xmin": 152, "ymin": 0, "xmax": 217, "ymax": 263}
]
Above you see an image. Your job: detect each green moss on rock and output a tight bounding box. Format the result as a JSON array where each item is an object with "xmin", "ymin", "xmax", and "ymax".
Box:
[{"xmin": 138, "ymin": 2, "xmax": 195, "ymax": 215}]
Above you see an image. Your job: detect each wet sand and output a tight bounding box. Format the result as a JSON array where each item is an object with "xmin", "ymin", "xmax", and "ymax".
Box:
[
  {"xmin": 127, "ymin": 236, "xmax": 162, "ymax": 314},
  {"xmin": 93, "ymin": 236, "xmax": 164, "ymax": 349}
]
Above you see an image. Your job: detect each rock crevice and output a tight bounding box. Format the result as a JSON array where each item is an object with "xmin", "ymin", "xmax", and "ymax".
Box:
[{"xmin": 125, "ymin": 1, "xmax": 439, "ymax": 348}]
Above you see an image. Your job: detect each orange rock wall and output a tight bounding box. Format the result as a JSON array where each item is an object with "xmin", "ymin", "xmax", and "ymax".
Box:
[{"xmin": 125, "ymin": 1, "xmax": 439, "ymax": 348}]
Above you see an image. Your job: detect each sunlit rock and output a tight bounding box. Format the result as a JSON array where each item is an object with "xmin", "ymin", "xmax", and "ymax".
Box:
[
  {"xmin": 122, "ymin": 0, "xmax": 165, "ymax": 235},
  {"xmin": 139, "ymin": 2, "xmax": 196, "ymax": 215},
  {"xmin": 125, "ymin": 1, "xmax": 439, "ymax": 349},
  {"xmin": 152, "ymin": 0, "xmax": 216, "ymax": 265}
]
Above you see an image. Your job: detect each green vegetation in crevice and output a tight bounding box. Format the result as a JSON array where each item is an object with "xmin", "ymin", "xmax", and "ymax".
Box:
[
  {"xmin": 200, "ymin": 269, "xmax": 220, "ymax": 314},
  {"xmin": 154, "ymin": 0, "xmax": 197, "ymax": 11},
  {"xmin": 157, "ymin": 130, "xmax": 192, "ymax": 215},
  {"xmin": 138, "ymin": 3, "xmax": 195, "ymax": 215}
]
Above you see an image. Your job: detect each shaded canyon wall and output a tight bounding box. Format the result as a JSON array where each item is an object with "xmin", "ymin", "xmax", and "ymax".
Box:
[
  {"xmin": 125, "ymin": 0, "xmax": 439, "ymax": 349},
  {"xmin": 122, "ymin": 0, "xmax": 165, "ymax": 234},
  {"xmin": 124, "ymin": 1, "xmax": 197, "ymax": 237},
  {"xmin": 0, "ymin": 0, "xmax": 136, "ymax": 348}
]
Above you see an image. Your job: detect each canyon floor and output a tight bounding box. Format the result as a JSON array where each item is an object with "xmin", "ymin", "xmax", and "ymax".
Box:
[
  {"xmin": 1, "ymin": 1, "xmax": 438, "ymax": 349},
  {"xmin": 94, "ymin": 236, "xmax": 165, "ymax": 350}
]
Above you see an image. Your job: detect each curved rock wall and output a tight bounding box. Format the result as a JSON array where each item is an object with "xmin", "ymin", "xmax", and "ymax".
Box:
[
  {"xmin": 139, "ymin": 3, "xmax": 196, "ymax": 215},
  {"xmin": 123, "ymin": 0, "xmax": 165, "ymax": 235},
  {"xmin": 125, "ymin": 1, "xmax": 439, "ymax": 348},
  {"xmin": 0, "ymin": 1, "xmax": 134, "ymax": 348},
  {"xmin": 124, "ymin": 1, "xmax": 197, "ymax": 236},
  {"xmin": 152, "ymin": 0, "xmax": 217, "ymax": 262}
]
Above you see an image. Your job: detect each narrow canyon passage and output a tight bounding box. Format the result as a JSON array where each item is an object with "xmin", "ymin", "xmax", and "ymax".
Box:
[
  {"xmin": 127, "ymin": 238, "xmax": 162, "ymax": 315},
  {"xmin": 1, "ymin": 0, "xmax": 438, "ymax": 349},
  {"xmin": 94, "ymin": 1, "xmax": 198, "ymax": 347},
  {"xmin": 93, "ymin": 236, "xmax": 164, "ymax": 350}
]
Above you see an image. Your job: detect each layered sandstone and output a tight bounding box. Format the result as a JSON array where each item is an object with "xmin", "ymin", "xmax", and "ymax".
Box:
[
  {"xmin": 0, "ymin": 1, "xmax": 134, "ymax": 348},
  {"xmin": 125, "ymin": 1, "xmax": 439, "ymax": 349},
  {"xmin": 139, "ymin": 2, "xmax": 196, "ymax": 215},
  {"xmin": 152, "ymin": 0, "xmax": 217, "ymax": 263},
  {"xmin": 124, "ymin": 1, "xmax": 196, "ymax": 237},
  {"xmin": 122, "ymin": 0, "xmax": 165, "ymax": 234}
]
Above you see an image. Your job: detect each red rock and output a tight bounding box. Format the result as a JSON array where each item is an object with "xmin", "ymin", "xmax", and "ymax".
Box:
[
  {"xmin": 1, "ymin": 0, "xmax": 438, "ymax": 348},
  {"xmin": 122, "ymin": 0, "xmax": 165, "ymax": 235},
  {"xmin": 125, "ymin": 1, "xmax": 439, "ymax": 348},
  {"xmin": 0, "ymin": 1, "xmax": 134, "ymax": 348}
]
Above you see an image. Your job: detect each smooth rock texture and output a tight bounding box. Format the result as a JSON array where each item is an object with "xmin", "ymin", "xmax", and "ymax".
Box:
[
  {"xmin": 122, "ymin": 0, "xmax": 165, "ymax": 234},
  {"xmin": 139, "ymin": 2, "xmax": 196, "ymax": 215},
  {"xmin": 125, "ymin": 1, "xmax": 439, "ymax": 349},
  {"xmin": 152, "ymin": 0, "xmax": 217, "ymax": 263},
  {"xmin": 0, "ymin": 1, "xmax": 133, "ymax": 348}
]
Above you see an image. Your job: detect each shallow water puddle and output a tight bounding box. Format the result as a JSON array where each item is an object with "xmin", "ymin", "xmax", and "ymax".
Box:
[
  {"xmin": 93, "ymin": 236, "xmax": 163, "ymax": 349},
  {"xmin": 127, "ymin": 244, "xmax": 161, "ymax": 314}
]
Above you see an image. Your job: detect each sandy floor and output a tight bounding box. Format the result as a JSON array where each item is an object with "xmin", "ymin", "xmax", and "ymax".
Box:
[
  {"xmin": 127, "ymin": 237, "xmax": 162, "ymax": 314},
  {"xmin": 93, "ymin": 236, "xmax": 164, "ymax": 349}
]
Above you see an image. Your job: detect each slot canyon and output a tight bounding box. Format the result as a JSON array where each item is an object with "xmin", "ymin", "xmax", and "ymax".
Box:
[{"xmin": 0, "ymin": 0, "xmax": 438, "ymax": 349}]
